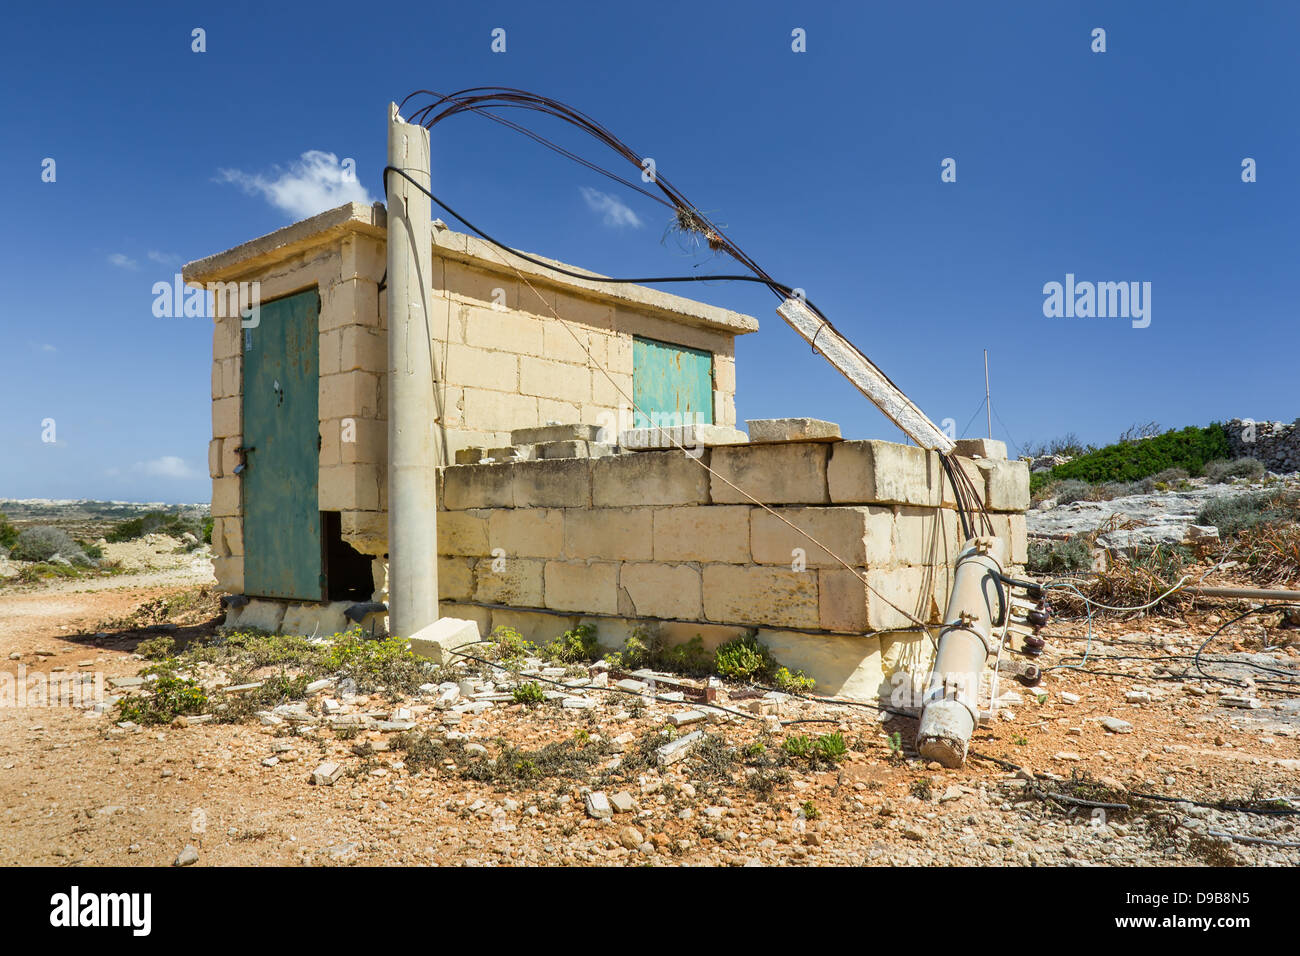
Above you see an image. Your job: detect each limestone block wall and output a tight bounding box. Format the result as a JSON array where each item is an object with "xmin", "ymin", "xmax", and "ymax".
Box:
[
  {"xmin": 432, "ymin": 439, "xmax": 1029, "ymax": 699},
  {"xmin": 189, "ymin": 204, "xmax": 757, "ymax": 595},
  {"xmin": 422, "ymin": 228, "xmax": 748, "ymax": 462}
]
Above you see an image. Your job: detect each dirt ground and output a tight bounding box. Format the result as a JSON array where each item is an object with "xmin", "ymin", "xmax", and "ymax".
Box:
[{"xmin": 1, "ymin": 567, "xmax": 1298, "ymax": 868}]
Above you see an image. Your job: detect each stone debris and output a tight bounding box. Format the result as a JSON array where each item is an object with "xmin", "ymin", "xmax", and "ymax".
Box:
[
  {"xmin": 311, "ymin": 762, "xmax": 345, "ymax": 787},
  {"xmin": 173, "ymin": 845, "xmax": 199, "ymax": 867},
  {"xmin": 1101, "ymin": 717, "xmax": 1134, "ymax": 734},
  {"xmin": 409, "ymin": 617, "xmax": 481, "ymax": 664},
  {"xmin": 667, "ymin": 710, "xmax": 706, "ymax": 727},
  {"xmin": 609, "ymin": 791, "xmax": 637, "ymax": 814},
  {"xmin": 656, "ymin": 730, "xmax": 705, "ymax": 766},
  {"xmin": 745, "ymin": 417, "xmax": 842, "ymax": 443},
  {"xmin": 584, "ymin": 791, "xmax": 613, "ymax": 819},
  {"xmin": 1219, "ymin": 696, "xmax": 1261, "ymax": 709}
]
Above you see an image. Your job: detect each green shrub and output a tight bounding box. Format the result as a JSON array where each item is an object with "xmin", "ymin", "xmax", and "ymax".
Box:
[
  {"xmin": 0, "ymin": 512, "xmax": 18, "ymax": 551},
  {"xmin": 714, "ymin": 634, "xmax": 815, "ymax": 692},
  {"xmin": 1026, "ymin": 534, "xmax": 1093, "ymax": 573},
  {"xmin": 323, "ymin": 632, "xmax": 425, "ymax": 695},
  {"xmin": 117, "ymin": 670, "xmax": 208, "ymax": 725},
  {"xmin": 1203, "ymin": 458, "xmax": 1266, "ymax": 484},
  {"xmin": 606, "ymin": 628, "xmax": 713, "ymax": 676},
  {"xmin": 136, "ymin": 634, "xmax": 176, "ymax": 660},
  {"xmin": 1048, "ymin": 479, "xmax": 1093, "ymax": 505},
  {"xmin": 1030, "ymin": 424, "xmax": 1230, "ymax": 493},
  {"xmin": 11, "ymin": 526, "xmax": 93, "ymax": 566},
  {"xmin": 106, "ymin": 511, "xmax": 205, "ymax": 543},
  {"xmin": 1197, "ymin": 490, "xmax": 1300, "ymax": 538}
]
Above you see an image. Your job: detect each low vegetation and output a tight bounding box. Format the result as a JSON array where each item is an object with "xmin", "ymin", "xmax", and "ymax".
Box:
[
  {"xmin": 1030, "ymin": 424, "xmax": 1231, "ymax": 493},
  {"xmin": 487, "ymin": 624, "xmax": 817, "ymax": 695}
]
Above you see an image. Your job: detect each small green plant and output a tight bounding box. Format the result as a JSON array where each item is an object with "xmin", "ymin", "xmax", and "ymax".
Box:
[
  {"xmin": 135, "ymin": 634, "xmax": 176, "ymax": 660},
  {"xmin": 782, "ymin": 735, "xmax": 812, "ymax": 759},
  {"xmin": 117, "ymin": 670, "xmax": 208, "ymax": 725},
  {"xmin": 541, "ymin": 623, "xmax": 600, "ymax": 663},
  {"xmin": 812, "ymin": 732, "xmax": 848, "ymax": 763},
  {"xmin": 715, "ymin": 634, "xmax": 770, "ymax": 681},
  {"xmin": 1203, "ymin": 458, "xmax": 1265, "ymax": 484},
  {"xmin": 772, "ymin": 665, "xmax": 816, "ymax": 694},
  {"xmin": 910, "ymin": 777, "xmax": 934, "ymax": 801},
  {"xmin": 490, "ymin": 626, "xmax": 536, "ymax": 665},
  {"xmin": 1026, "ymin": 533, "xmax": 1092, "ymax": 573},
  {"xmin": 512, "ymin": 682, "xmax": 545, "ymax": 706},
  {"xmin": 800, "ymin": 800, "xmax": 820, "ymax": 820},
  {"xmin": 1012, "ymin": 734, "xmax": 1028, "ymax": 746},
  {"xmin": 714, "ymin": 634, "xmax": 815, "ymax": 691}
]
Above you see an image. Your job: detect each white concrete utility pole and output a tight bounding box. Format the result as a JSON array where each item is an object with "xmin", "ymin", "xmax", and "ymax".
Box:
[
  {"xmin": 385, "ymin": 103, "xmax": 438, "ymax": 638},
  {"xmin": 776, "ymin": 297, "xmax": 955, "ymax": 454}
]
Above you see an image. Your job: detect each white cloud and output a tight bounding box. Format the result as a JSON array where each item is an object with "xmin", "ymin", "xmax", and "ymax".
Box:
[
  {"xmin": 217, "ymin": 151, "xmax": 373, "ymax": 220},
  {"xmin": 579, "ymin": 187, "xmax": 643, "ymax": 228},
  {"xmin": 147, "ymin": 250, "xmax": 181, "ymax": 266},
  {"xmin": 108, "ymin": 253, "xmax": 138, "ymax": 270},
  {"xmin": 133, "ymin": 456, "xmax": 199, "ymax": 480}
]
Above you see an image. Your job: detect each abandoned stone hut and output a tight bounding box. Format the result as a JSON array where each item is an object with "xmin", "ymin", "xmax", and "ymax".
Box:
[{"xmin": 183, "ymin": 200, "xmax": 1030, "ymax": 700}]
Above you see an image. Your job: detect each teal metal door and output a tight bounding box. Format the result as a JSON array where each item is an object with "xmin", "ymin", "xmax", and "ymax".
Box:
[
  {"xmin": 631, "ymin": 337, "xmax": 714, "ymax": 428},
  {"xmin": 241, "ymin": 288, "xmax": 323, "ymax": 600}
]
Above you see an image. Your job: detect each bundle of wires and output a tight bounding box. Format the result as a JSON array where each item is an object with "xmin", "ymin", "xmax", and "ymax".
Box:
[{"xmin": 393, "ymin": 86, "xmax": 990, "ymax": 538}]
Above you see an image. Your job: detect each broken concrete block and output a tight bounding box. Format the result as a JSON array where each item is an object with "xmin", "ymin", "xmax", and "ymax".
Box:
[
  {"xmin": 311, "ymin": 762, "xmax": 344, "ymax": 786},
  {"xmin": 455, "ymin": 447, "xmax": 485, "ymax": 465},
  {"xmin": 656, "ymin": 729, "xmax": 705, "ymax": 766},
  {"xmin": 584, "ymin": 790, "xmax": 613, "ymax": 819},
  {"xmin": 1219, "ymin": 696, "xmax": 1260, "ymax": 709},
  {"xmin": 618, "ymin": 424, "xmax": 748, "ymax": 451},
  {"xmin": 952, "ymin": 438, "xmax": 1007, "ymax": 460},
  {"xmin": 745, "ymin": 418, "xmax": 842, "ymax": 443},
  {"xmin": 511, "ymin": 423, "xmax": 601, "ymax": 445},
  {"xmin": 668, "ymin": 710, "xmax": 706, "ymax": 727},
  {"xmin": 610, "ymin": 791, "xmax": 637, "ymax": 814},
  {"xmin": 409, "ymin": 617, "xmax": 481, "ymax": 664},
  {"xmin": 228, "ymin": 599, "xmax": 286, "ymax": 634}
]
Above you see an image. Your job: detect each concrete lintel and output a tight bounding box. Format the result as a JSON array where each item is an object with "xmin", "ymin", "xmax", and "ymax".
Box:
[
  {"xmin": 182, "ymin": 202, "xmax": 386, "ymax": 286},
  {"xmin": 184, "ymin": 202, "xmax": 758, "ymax": 337}
]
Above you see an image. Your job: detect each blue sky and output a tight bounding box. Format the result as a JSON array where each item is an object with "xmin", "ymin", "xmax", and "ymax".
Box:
[{"xmin": 2, "ymin": 0, "xmax": 1296, "ymax": 503}]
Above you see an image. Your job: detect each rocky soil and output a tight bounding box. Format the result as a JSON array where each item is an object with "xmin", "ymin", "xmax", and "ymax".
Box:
[{"xmin": 1, "ymin": 575, "xmax": 1298, "ymax": 867}]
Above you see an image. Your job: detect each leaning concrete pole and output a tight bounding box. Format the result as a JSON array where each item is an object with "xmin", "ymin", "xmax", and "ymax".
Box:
[{"xmin": 386, "ymin": 103, "xmax": 438, "ymax": 638}]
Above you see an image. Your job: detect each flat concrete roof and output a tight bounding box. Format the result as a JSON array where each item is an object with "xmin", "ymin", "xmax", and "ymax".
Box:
[{"xmin": 183, "ymin": 202, "xmax": 758, "ymax": 336}]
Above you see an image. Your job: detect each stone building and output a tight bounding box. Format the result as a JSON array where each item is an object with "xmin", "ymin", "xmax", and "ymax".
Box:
[{"xmin": 184, "ymin": 201, "xmax": 1030, "ymax": 699}]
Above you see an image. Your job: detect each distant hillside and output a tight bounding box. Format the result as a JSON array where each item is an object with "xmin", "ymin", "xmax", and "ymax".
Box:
[{"xmin": 0, "ymin": 499, "xmax": 209, "ymax": 542}]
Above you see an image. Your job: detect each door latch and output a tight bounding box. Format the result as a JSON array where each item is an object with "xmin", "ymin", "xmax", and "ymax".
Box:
[{"xmin": 232, "ymin": 445, "xmax": 255, "ymax": 475}]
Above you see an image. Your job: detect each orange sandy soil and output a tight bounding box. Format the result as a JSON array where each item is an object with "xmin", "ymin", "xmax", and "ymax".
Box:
[{"xmin": 1, "ymin": 577, "xmax": 1298, "ymax": 867}]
